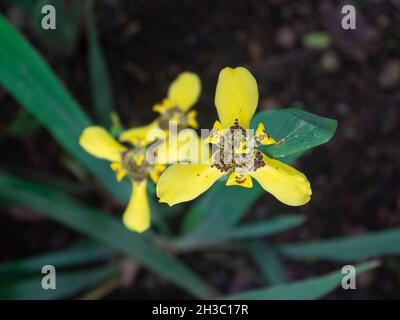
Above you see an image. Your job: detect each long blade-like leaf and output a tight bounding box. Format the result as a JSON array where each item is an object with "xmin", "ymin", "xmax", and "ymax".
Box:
[
  {"xmin": 280, "ymin": 228, "xmax": 400, "ymax": 262},
  {"xmin": 178, "ymin": 215, "xmax": 304, "ymax": 249},
  {"xmin": 0, "ymin": 171, "xmax": 214, "ymax": 298},
  {"xmin": 86, "ymin": 0, "xmax": 114, "ymax": 127},
  {"xmin": 221, "ymin": 261, "xmax": 378, "ymax": 300},
  {"xmin": 0, "ymin": 266, "xmax": 117, "ymax": 300},
  {"xmin": 0, "ymin": 241, "xmax": 112, "ymax": 275},
  {"xmin": 0, "ymin": 13, "xmax": 129, "ymax": 202}
]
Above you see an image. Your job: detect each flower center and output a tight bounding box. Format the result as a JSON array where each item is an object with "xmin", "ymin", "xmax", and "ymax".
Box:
[
  {"xmin": 210, "ymin": 119, "xmax": 265, "ymax": 175},
  {"xmin": 121, "ymin": 147, "xmax": 152, "ymax": 182},
  {"xmin": 158, "ymin": 107, "xmax": 187, "ymax": 131}
]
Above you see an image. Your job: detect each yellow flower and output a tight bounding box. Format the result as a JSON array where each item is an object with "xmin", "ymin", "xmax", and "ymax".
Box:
[
  {"xmin": 79, "ymin": 126, "xmax": 166, "ymax": 233},
  {"xmin": 157, "ymin": 67, "xmax": 312, "ymax": 206},
  {"xmin": 119, "ymin": 72, "xmax": 201, "ymax": 145}
]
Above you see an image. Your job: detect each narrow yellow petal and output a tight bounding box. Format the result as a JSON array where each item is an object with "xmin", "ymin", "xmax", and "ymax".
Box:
[
  {"xmin": 122, "ymin": 180, "xmax": 150, "ymax": 233},
  {"xmin": 186, "ymin": 110, "xmax": 199, "ymax": 129},
  {"xmin": 157, "ymin": 163, "xmax": 224, "ymax": 205},
  {"xmin": 79, "ymin": 126, "xmax": 127, "ymax": 162},
  {"xmin": 255, "ymin": 122, "xmax": 276, "ymax": 145},
  {"xmin": 110, "ymin": 162, "xmax": 127, "ymax": 182},
  {"xmin": 250, "ymin": 153, "xmax": 312, "ymax": 206},
  {"xmin": 119, "ymin": 120, "xmax": 159, "ymax": 145},
  {"xmin": 226, "ymin": 171, "xmax": 253, "ymax": 188},
  {"xmin": 215, "ymin": 67, "xmax": 259, "ymax": 129},
  {"xmin": 167, "ymin": 72, "xmax": 201, "ymax": 112}
]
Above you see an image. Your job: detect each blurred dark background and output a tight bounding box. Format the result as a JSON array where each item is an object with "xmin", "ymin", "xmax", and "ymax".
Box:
[{"xmin": 0, "ymin": 0, "xmax": 399, "ymax": 299}]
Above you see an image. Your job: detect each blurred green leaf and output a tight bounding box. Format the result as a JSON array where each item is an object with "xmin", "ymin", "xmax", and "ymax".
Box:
[
  {"xmin": 85, "ymin": 0, "xmax": 114, "ymax": 127},
  {"xmin": 251, "ymin": 108, "xmax": 337, "ymax": 159},
  {"xmin": 244, "ymin": 241, "xmax": 289, "ymax": 285},
  {"xmin": 0, "ymin": 241, "xmax": 112, "ymax": 276},
  {"xmin": 6, "ymin": 108, "xmax": 40, "ymax": 136},
  {"xmin": 0, "ymin": 13, "xmax": 130, "ymax": 203},
  {"xmin": 31, "ymin": 0, "xmax": 81, "ymax": 54},
  {"xmin": 302, "ymin": 31, "xmax": 331, "ymax": 50},
  {"xmin": 221, "ymin": 261, "xmax": 379, "ymax": 300},
  {"xmin": 0, "ymin": 171, "xmax": 214, "ymax": 298},
  {"xmin": 280, "ymin": 228, "xmax": 400, "ymax": 262},
  {"xmin": 0, "ymin": 266, "xmax": 117, "ymax": 300},
  {"xmin": 181, "ymin": 182, "xmax": 264, "ymax": 237},
  {"xmin": 178, "ymin": 215, "xmax": 304, "ymax": 249}
]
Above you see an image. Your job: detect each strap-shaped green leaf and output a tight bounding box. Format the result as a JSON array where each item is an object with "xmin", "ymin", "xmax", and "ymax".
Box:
[
  {"xmin": 0, "ymin": 13, "xmax": 130, "ymax": 203},
  {"xmin": 0, "ymin": 241, "xmax": 112, "ymax": 276},
  {"xmin": 0, "ymin": 171, "xmax": 214, "ymax": 298},
  {"xmin": 0, "ymin": 266, "xmax": 117, "ymax": 300},
  {"xmin": 86, "ymin": 0, "xmax": 114, "ymax": 127},
  {"xmin": 280, "ymin": 228, "xmax": 400, "ymax": 261},
  {"xmin": 177, "ymin": 215, "xmax": 304, "ymax": 249},
  {"xmin": 221, "ymin": 261, "xmax": 378, "ymax": 300}
]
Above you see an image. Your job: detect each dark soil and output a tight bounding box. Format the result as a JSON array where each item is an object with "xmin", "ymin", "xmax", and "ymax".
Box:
[{"xmin": 1, "ymin": 0, "xmax": 400, "ymax": 299}]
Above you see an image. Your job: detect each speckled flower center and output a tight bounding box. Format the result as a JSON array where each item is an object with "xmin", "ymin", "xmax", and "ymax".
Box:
[{"xmin": 211, "ymin": 119, "xmax": 265, "ymax": 175}]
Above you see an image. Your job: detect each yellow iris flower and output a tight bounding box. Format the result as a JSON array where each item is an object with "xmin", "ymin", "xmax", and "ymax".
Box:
[
  {"xmin": 119, "ymin": 72, "xmax": 201, "ymax": 145},
  {"xmin": 156, "ymin": 67, "xmax": 312, "ymax": 207},
  {"xmin": 79, "ymin": 126, "xmax": 166, "ymax": 233}
]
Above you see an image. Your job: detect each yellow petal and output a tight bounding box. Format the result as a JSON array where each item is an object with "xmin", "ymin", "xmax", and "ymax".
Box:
[
  {"xmin": 215, "ymin": 67, "xmax": 259, "ymax": 129},
  {"xmin": 226, "ymin": 171, "xmax": 253, "ymax": 188},
  {"xmin": 250, "ymin": 153, "xmax": 312, "ymax": 206},
  {"xmin": 110, "ymin": 162, "xmax": 127, "ymax": 182},
  {"xmin": 186, "ymin": 110, "xmax": 199, "ymax": 129},
  {"xmin": 204, "ymin": 120, "xmax": 223, "ymax": 144},
  {"xmin": 122, "ymin": 180, "xmax": 150, "ymax": 233},
  {"xmin": 157, "ymin": 163, "xmax": 224, "ymax": 205},
  {"xmin": 79, "ymin": 126, "xmax": 127, "ymax": 162},
  {"xmin": 149, "ymin": 164, "xmax": 166, "ymax": 184},
  {"xmin": 255, "ymin": 122, "xmax": 276, "ymax": 145},
  {"xmin": 167, "ymin": 72, "xmax": 201, "ymax": 111},
  {"xmin": 119, "ymin": 120, "xmax": 160, "ymax": 145}
]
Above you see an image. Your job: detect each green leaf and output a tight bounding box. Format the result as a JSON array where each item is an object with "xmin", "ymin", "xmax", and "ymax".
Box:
[
  {"xmin": 244, "ymin": 241, "xmax": 289, "ymax": 285},
  {"xmin": 251, "ymin": 108, "xmax": 337, "ymax": 159},
  {"xmin": 0, "ymin": 241, "xmax": 112, "ymax": 276},
  {"xmin": 280, "ymin": 228, "xmax": 400, "ymax": 262},
  {"xmin": 180, "ymin": 182, "xmax": 264, "ymax": 237},
  {"xmin": 0, "ymin": 171, "xmax": 213, "ymax": 298},
  {"xmin": 85, "ymin": 0, "xmax": 114, "ymax": 127},
  {"xmin": 178, "ymin": 215, "xmax": 304, "ymax": 249},
  {"xmin": 0, "ymin": 266, "xmax": 117, "ymax": 300},
  {"xmin": 302, "ymin": 32, "xmax": 332, "ymax": 50},
  {"xmin": 221, "ymin": 261, "xmax": 379, "ymax": 300},
  {"xmin": 0, "ymin": 13, "xmax": 130, "ymax": 202}
]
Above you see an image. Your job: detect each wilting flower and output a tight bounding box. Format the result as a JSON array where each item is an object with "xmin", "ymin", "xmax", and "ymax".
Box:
[
  {"xmin": 119, "ymin": 72, "xmax": 201, "ymax": 145},
  {"xmin": 157, "ymin": 67, "xmax": 312, "ymax": 206},
  {"xmin": 79, "ymin": 126, "xmax": 165, "ymax": 233}
]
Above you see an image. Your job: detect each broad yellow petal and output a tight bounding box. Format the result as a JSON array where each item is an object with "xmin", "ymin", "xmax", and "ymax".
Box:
[
  {"xmin": 119, "ymin": 120, "xmax": 160, "ymax": 145},
  {"xmin": 157, "ymin": 163, "xmax": 224, "ymax": 205},
  {"xmin": 250, "ymin": 153, "xmax": 312, "ymax": 206},
  {"xmin": 79, "ymin": 126, "xmax": 127, "ymax": 162},
  {"xmin": 215, "ymin": 67, "xmax": 258, "ymax": 129},
  {"xmin": 154, "ymin": 131, "xmax": 210, "ymax": 164},
  {"xmin": 167, "ymin": 72, "xmax": 201, "ymax": 112},
  {"xmin": 122, "ymin": 180, "xmax": 150, "ymax": 233}
]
